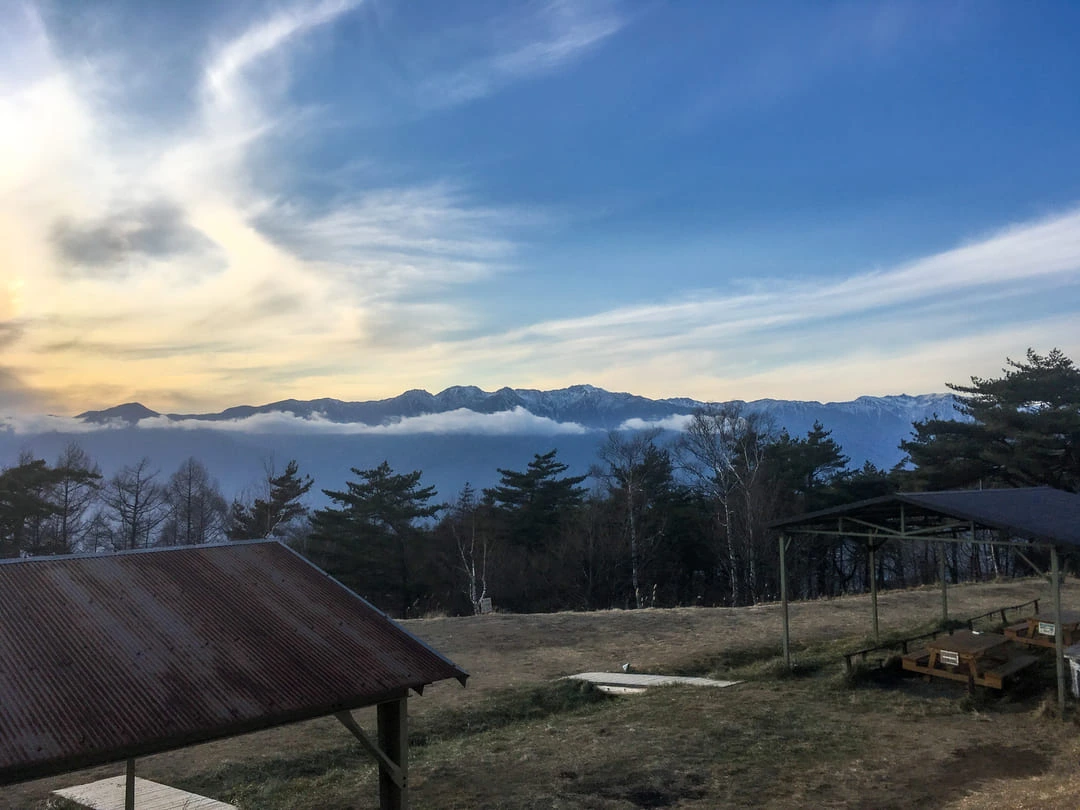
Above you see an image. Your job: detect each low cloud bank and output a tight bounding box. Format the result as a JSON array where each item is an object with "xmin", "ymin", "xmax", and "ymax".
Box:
[
  {"xmin": 616, "ymin": 414, "xmax": 695, "ymax": 432},
  {"xmin": 142, "ymin": 406, "xmax": 591, "ymax": 436},
  {"xmin": 0, "ymin": 414, "xmax": 130, "ymax": 435}
]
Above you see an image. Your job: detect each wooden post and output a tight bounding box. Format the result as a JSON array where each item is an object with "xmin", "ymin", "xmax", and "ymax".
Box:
[
  {"xmin": 939, "ymin": 543, "xmax": 948, "ymax": 625},
  {"xmin": 779, "ymin": 534, "xmax": 790, "ymax": 669},
  {"xmin": 869, "ymin": 541, "xmax": 879, "ymax": 643},
  {"xmin": 378, "ymin": 697, "xmax": 409, "ymax": 810},
  {"xmin": 125, "ymin": 758, "xmax": 135, "ymax": 810},
  {"xmin": 1052, "ymin": 546, "xmax": 1066, "ymax": 719}
]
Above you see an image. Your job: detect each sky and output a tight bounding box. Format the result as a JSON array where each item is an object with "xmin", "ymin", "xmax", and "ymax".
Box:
[{"xmin": 3, "ymin": 0, "xmax": 1080, "ymax": 416}]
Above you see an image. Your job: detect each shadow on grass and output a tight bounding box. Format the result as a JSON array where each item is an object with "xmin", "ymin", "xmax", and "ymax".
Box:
[{"xmin": 177, "ymin": 679, "xmax": 613, "ymax": 806}]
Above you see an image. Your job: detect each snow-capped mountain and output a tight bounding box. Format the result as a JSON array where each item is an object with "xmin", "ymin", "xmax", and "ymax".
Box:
[
  {"xmin": 7, "ymin": 386, "xmax": 961, "ymax": 502},
  {"xmin": 78, "ymin": 384, "xmax": 958, "ymax": 434}
]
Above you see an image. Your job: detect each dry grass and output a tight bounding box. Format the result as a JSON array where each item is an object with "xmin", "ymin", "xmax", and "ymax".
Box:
[{"xmin": 9, "ymin": 577, "xmax": 1080, "ymax": 809}]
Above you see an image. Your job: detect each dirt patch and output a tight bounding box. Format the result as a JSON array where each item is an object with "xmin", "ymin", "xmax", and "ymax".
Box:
[
  {"xmin": 571, "ymin": 768, "xmax": 708, "ymax": 808},
  {"xmin": 864, "ymin": 745, "xmax": 1052, "ymax": 810}
]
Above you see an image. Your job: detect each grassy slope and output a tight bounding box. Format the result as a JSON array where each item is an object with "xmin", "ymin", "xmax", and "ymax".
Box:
[{"xmin": 16, "ymin": 577, "xmax": 1080, "ymax": 809}]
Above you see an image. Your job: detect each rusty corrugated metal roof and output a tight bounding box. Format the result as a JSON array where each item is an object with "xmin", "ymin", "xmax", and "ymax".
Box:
[{"xmin": 0, "ymin": 541, "xmax": 467, "ymax": 785}]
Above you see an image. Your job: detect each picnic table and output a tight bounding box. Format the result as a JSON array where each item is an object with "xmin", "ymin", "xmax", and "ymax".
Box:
[
  {"xmin": 901, "ymin": 629, "xmax": 1039, "ymax": 690},
  {"xmin": 1003, "ymin": 609, "xmax": 1080, "ymax": 649}
]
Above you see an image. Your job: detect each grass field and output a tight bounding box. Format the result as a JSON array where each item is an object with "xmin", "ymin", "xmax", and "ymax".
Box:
[{"xmin": 14, "ymin": 577, "xmax": 1080, "ymax": 809}]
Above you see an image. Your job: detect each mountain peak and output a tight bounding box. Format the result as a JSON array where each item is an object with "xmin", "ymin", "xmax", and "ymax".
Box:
[{"xmin": 76, "ymin": 402, "xmax": 160, "ymax": 424}]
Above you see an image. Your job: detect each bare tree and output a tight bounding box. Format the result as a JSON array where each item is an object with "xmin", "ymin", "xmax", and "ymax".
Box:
[
  {"xmin": 448, "ymin": 483, "xmax": 489, "ymax": 614},
  {"xmin": 595, "ymin": 429, "xmax": 671, "ymax": 609},
  {"xmin": 160, "ymin": 457, "xmax": 228, "ymax": 546},
  {"xmin": 677, "ymin": 406, "xmax": 775, "ymax": 606},
  {"xmin": 100, "ymin": 458, "xmax": 168, "ymax": 550},
  {"xmin": 44, "ymin": 443, "xmax": 101, "ymax": 554}
]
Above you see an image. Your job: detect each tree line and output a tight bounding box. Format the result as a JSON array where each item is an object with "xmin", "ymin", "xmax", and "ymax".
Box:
[{"xmin": 2, "ymin": 348, "xmax": 1077, "ymax": 617}]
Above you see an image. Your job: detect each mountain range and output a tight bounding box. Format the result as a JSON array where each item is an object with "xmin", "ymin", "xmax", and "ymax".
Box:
[{"xmin": 3, "ymin": 385, "xmax": 961, "ymax": 502}]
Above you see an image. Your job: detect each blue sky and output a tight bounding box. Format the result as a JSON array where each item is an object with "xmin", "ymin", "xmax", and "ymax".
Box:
[{"xmin": 2, "ymin": 0, "xmax": 1080, "ymax": 413}]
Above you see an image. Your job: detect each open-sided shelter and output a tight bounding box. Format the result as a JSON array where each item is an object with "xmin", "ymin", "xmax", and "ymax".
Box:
[
  {"xmin": 0, "ymin": 540, "xmax": 467, "ymax": 810},
  {"xmin": 770, "ymin": 486, "xmax": 1080, "ymax": 714}
]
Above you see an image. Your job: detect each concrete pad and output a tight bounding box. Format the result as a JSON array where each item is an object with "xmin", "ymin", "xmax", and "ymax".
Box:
[
  {"xmin": 53, "ymin": 775, "xmax": 236, "ymax": 810},
  {"xmin": 566, "ymin": 671, "xmax": 741, "ymax": 693}
]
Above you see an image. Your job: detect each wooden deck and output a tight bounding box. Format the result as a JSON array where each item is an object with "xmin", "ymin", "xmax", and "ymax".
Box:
[{"xmin": 53, "ymin": 776, "xmax": 235, "ymax": 810}]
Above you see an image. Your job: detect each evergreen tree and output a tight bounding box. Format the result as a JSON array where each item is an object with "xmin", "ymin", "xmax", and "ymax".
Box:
[
  {"xmin": 485, "ymin": 449, "xmax": 587, "ymax": 551},
  {"xmin": 767, "ymin": 421, "xmax": 850, "ymax": 512},
  {"xmin": 228, "ymin": 459, "xmax": 313, "ymax": 540},
  {"xmin": 0, "ymin": 459, "xmax": 68, "ymax": 558},
  {"xmin": 310, "ymin": 461, "xmax": 439, "ymax": 616},
  {"xmin": 902, "ymin": 348, "xmax": 1080, "ymax": 491}
]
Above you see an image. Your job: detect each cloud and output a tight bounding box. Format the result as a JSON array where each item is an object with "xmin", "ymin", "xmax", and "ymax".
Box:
[
  {"xmin": 128, "ymin": 406, "xmax": 591, "ymax": 437},
  {"xmin": 427, "ymin": 206, "xmax": 1080, "ymax": 400},
  {"xmin": 51, "ymin": 200, "xmax": 219, "ymax": 275},
  {"xmin": 617, "ymin": 414, "xmax": 695, "ymax": 432},
  {"xmin": 0, "ymin": 412, "xmax": 126, "ymax": 435},
  {"xmin": 1, "ymin": 0, "xmax": 542, "ymax": 413},
  {"xmin": 419, "ymin": 0, "xmax": 627, "ymax": 106},
  {"xmin": 0, "ymin": 322, "xmax": 23, "ymax": 348}
]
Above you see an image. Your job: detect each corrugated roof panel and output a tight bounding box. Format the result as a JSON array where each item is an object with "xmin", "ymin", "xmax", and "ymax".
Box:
[
  {"xmin": 0, "ymin": 541, "xmax": 467, "ymax": 785},
  {"xmin": 899, "ymin": 487, "xmax": 1080, "ymax": 545},
  {"xmin": 770, "ymin": 486, "xmax": 1080, "ymax": 547}
]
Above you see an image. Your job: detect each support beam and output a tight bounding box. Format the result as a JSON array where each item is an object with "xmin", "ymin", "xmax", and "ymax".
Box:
[
  {"xmin": 1015, "ymin": 548, "xmax": 1046, "ymax": 578},
  {"xmin": 869, "ymin": 540, "xmax": 880, "ymax": 642},
  {"xmin": 779, "ymin": 534, "xmax": 790, "ymax": 669},
  {"xmin": 1052, "ymin": 546, "xmax": 1066, "ymax": 719},
  {"xmin": 939, "ymin": 543, "xmax": 948, "ymax": 625},
  {"xmin": 125, "ymin": 759, "xmax": 135, "ymax": 810},
  {"xmin": 378, "ymin": 698, "xmax": 409, "ymax": 810},
  {"xmin": 335, "ymin": 711, "xmax": 406, "ymax": 790}
]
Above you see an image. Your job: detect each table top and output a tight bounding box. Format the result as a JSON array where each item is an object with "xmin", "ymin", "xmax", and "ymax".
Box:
[{"xmin": 928, "ymin": 630, "xmax": 1009, "ymax": 657}]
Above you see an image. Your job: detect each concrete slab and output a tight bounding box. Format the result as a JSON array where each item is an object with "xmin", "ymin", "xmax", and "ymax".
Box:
[
  {"xmin": 53, "ymin": 775, "xmax": 236, "ymax": 810},
  {"xmin": 566, "ymin": 672, "xmax": 742, "ymax": 693}
]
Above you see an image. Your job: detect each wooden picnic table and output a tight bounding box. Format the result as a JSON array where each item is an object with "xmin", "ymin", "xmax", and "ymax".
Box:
[
  {"xmin": 1003, "ymin": 609, "xmax": 1080, "ymax": 649},
  {"xmin": 901, "ymin": 629, "xmax": 1039, "ymax": 690}
]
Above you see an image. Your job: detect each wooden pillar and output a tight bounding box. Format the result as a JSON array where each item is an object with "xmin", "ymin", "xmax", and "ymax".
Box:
[
  {"xmin": 125, "ymin": 758, "xmax": 135, "ymax": 810},
  {"xmin": 939, "ymin": 543, "xmax": 948, "ymax": 625},
  {"xmin": 869, "ymin": 541, "xmax": 880, "ymax": 642},
  {"xmin": 1052, "ymin": 546, "xmax": 1066, "ymax": 719},
  {"xmin": 378, "ymin": 697, "xmax": 409, "ymax": 810},
  {"xmin": 779, "ymin": 534, "xmax": 790, "ymax": 669}
]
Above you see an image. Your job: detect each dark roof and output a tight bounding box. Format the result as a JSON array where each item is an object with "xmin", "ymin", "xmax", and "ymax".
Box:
[
  {"xmin": 0, "ymin": 541, "xmax": 467, "ymax": 786},
  {"xmin": 770, "ymin": 486, "xmax": 1080, "ymax": 547}
]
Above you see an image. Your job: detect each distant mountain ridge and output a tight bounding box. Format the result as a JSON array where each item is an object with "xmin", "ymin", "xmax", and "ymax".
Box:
[
  {"xmin": 77, "ymin": 384, "xmax": 960, "ymax": 436},
  {"xmin": 10, "ymin": 386, "xmax": 963, "ymax": 504}
]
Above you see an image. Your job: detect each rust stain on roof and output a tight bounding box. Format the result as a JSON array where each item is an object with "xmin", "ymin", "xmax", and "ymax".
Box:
[{"xmin": 0, "ymin": 541, "xmax": 466, "ymax": 785}]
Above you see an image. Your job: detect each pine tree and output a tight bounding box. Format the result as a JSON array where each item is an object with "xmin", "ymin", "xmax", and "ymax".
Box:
[
  {"xmin": 310, "ymin": 461, "xmax": 439, "ymax": 616},
  {"xmin": 228, "ymin": 459, "xmax": 313, "ymax": 540},
  {"xmin": 902, "ymin": 348, "xmax": 1080, "ymax": 491},
  {"xmin": 485, "ymin": 449, "xmax": 587, "ymax": 551}
]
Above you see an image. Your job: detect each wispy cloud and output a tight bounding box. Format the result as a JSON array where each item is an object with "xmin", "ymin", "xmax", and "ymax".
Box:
[
  {"xmin": 424, "ymin": 207, "xmax": 1080, "ymax": 400},
  {"xmin": 1, "ymin": 0, "xmax": 544, "ymax": 414},
  {"xmin": 418, "ymin": 0, "xmax": 627, "ymax": 106}
]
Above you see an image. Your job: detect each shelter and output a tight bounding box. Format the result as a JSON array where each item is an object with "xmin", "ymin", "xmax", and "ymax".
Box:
[
  {"xmin": 0, "ymin": 540, "xmax": 467, "ymax": 810},
  {"xmin": 770, "ymin": 486, "xmax": 1080, "ymax": 714}
]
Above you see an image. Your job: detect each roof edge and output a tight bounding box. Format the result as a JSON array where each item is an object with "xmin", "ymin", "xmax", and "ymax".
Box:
[{"xmin": 278, "ymin": 542, "xmax": 469, "ymax": 686}]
